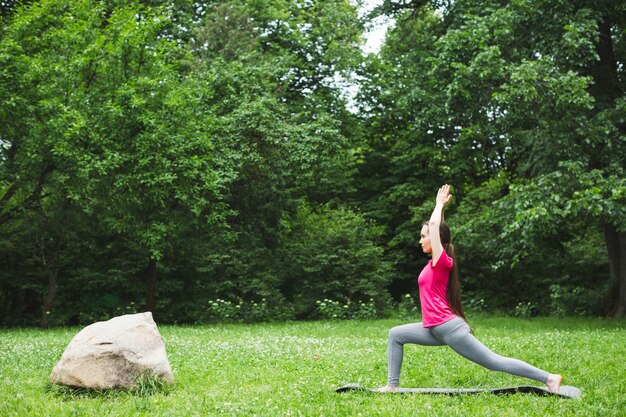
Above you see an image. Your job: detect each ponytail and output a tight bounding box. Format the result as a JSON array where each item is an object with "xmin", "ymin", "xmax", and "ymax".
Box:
[
  {"xmin": 426, "ymin": 222, "xmax": 471, "ymax": 329},
  {"xmin": 444, "ymin": 243, "xmax": 467, "ymax": 323}
]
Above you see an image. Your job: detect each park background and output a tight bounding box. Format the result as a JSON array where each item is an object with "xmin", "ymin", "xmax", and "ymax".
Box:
[{"xmin": 1, "ymin": 0, "xmax": 625, "ymax": 328}]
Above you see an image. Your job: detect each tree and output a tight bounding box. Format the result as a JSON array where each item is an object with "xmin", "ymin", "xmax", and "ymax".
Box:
[
  {"xmin": 360, "ymin": 0, "xmax": 626, "ymax": 314},
  {"xmin": 277, "ymin": 203, "xmax": 393, "ymax": 318},
  {"xmin": 1, "ymin": 0, "xmax": 232, "ymax": 316},
  {"xmin": 0, "ymin": 0, "xmax": 383, "ymax": 325},
  {"xmin": 185, "ymin": 0, "xmax": 368, "ymax": 309}
]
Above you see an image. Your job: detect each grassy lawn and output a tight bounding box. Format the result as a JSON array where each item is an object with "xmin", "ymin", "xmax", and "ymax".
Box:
[{"xmin": 1, "ymin": 316, "xmax": 625, "ymax": 416}]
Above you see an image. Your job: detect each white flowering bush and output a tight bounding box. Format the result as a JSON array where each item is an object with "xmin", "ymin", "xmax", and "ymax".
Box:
[
  {"xmin": 397, "ymin": 293, "xmax": 420, "ymax": 321},
  {"xmin": 316, "ymin": 298, "xmax": 378, "ymax": 320},
  {"xmin": 199, "ymin": 298, "xmax": 293, "ymax": 323}
]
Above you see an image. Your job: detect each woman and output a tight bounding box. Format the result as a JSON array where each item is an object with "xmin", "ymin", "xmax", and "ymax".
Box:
[{"xmin": 377, "ymin": 184, "xmax": 562, "ymax": 393}]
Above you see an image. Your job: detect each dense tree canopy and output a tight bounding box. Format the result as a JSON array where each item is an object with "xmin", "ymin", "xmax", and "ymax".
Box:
[
  {"xmin": 1, "ymin": 0, "xmax": 624, "ymax": 325},
  {"xmin": 357, "ymin": 0, "xmax": 625, "ymax": 315}
]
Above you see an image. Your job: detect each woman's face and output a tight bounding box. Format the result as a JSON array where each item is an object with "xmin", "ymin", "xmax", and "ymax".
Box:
[{"xmin": 419, "ymin": 225, "xmax": 431, "ymax": 254}]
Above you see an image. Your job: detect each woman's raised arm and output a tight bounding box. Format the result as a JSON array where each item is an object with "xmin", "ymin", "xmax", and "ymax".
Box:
[{"xmin": 428, "ymin": 184, "xmax": 452, "ymax": 266}]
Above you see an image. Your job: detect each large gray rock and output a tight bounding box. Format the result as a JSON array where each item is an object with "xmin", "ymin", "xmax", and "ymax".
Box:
[{"xmin": 50, "ymin": 312, "xmax": 174, "ymax": 390}]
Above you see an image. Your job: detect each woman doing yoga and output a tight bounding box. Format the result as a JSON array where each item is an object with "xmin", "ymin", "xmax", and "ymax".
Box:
[{"xmin": 377, "ymin": 184, "xmax": 562, "ymax": 393}]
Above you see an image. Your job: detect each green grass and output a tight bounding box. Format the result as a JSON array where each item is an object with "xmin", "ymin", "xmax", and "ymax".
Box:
[{"xmin": 1, "ymin": 316, "xmax": 625, "ymax": 416}]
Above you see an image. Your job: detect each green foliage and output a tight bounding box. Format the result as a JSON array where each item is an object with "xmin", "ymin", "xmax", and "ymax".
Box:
[
  {"xmin": 397, "ymin": 293, "xmax": 420, "ymax": 321},
  {"xmin": 480, "ymin": 162, "xmax": 626, "ymax": 266},
  {"xmin": 316, "ymin": 298, "xmax": 378, "ymax": 320},
  {"xmin": 464, "ymin": 297, "xmax": 488, "ymax": 314},
  {"xmin": 356, "ymin": 0, "xmax": 626, "ymax": 314},
  {"xmin": 549, "ymin": 284, "xmax": 610, "ymax": 317},
  {"xmin": 453, "ymin": 166, "xmax": 617, "ymax": 314},
  {"xmin": 1, "ymin": 0, "xmax": 625, "ymax": 324},
  {"xmin": 514, "ymin": 301, "xmax": 537, "ymax": 318},
  {"xmin": 77, "ymin": 298, "xmax": 140, "ymax": 326},
  {"xmin": 0, "ymin": 0, "xmax": 237, "ymax": 321},
  {"xmin": 278, "ymin": 204, "xmax": 393, "ymax": 318},
  {"xmin": 194, "ymin": 0, "xmax": 364, "ymax": 114},
  {"xmin": 0, "ymin": 0, "xmax": 370, "ymax": 325},
  {"xmin": 198, "ymin": 298, "xmax": 294, "ymax": 323}
]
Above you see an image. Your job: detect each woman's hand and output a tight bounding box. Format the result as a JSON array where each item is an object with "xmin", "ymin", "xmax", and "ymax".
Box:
[{"xmin": 436, "ymin": 184, "xmax": 452, "ymax": 207}]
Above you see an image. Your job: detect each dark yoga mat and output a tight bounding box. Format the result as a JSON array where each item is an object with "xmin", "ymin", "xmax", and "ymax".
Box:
[{"xmin": 335, "ymin": 383, "xmax": 581, "ymax": 399}]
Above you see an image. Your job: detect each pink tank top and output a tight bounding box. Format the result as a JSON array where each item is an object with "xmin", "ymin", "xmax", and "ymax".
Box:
[{"xmin": 417, "ymin": 249, "xmax": 457, "ymax": 328}]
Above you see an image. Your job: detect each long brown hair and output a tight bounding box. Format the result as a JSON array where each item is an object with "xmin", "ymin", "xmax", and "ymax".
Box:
[{"xmin": 428, "ymin": 222, "xmax": 468, "ymax": 323}]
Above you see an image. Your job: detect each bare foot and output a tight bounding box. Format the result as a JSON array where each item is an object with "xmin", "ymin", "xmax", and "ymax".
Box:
[
  {"xmin": 546, "ymin": 374, "xmax": 562, "ymax": 394},
  {"xmin": 375, "ymin": 385, "xmax": 400, "ymax": 393}
]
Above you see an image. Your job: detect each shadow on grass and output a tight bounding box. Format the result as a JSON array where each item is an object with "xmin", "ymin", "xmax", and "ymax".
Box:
[{"xmin": 45, "ymin": 374, "xmax": 174, "ymax": 400}]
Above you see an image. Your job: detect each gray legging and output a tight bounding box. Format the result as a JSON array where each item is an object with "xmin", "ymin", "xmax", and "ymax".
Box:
[{"xmin": 386, "ymin": 317, "xmax": 549, "ymax": 387}]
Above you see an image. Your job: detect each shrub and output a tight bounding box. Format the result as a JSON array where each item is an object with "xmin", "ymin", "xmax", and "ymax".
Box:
[
  {"xmin": 198, "ymin": 298, "xmax": 294, "ymax": 323},
  {"xmin": 549, "ymin": 284, "xmax": 610, "ymax": 316},
  {"xmin": 514, "ymin": 301, "xmax": 537, "ymax": 318},
  {"xmin": 397, "ymin": 293, "xmax": 420, "ymax": 321},
  {"xmin": 316, "ymin": 298, "xmax": 378, "ymax": 320},
  {"xmin": 464, "ymin": 297, "xmax": 488, "ymax": 314},
  {"xmin": 279, "ymin": 204, "xmax": 393, "ymax": 319}
]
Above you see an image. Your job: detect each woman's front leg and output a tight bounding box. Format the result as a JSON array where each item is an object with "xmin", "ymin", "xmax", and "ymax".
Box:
[{"xmin": 384, "ymin": 322, "xmax": 443, "ymax": 388}]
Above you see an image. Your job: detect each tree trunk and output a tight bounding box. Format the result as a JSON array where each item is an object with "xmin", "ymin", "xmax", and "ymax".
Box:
[
  {"xmin": 145, "ymin": 257, "xmax": 158, "ymax": 314},
  {"xmin": 41, "ymin": 268, "xmax": 58, "ymax": 328},
  {"xmin": 593, "ymin": 16, "xmax": 625, "ymax": 317},
  {"xmin": 590, "ymin": 16, "xmax": 620, "ymax": 107},
  {"xmin": 0, "ymin": 287, "xmax": 13, "ymax": 325},
  {"xmin": 604, "ymin": 223, "xmax": 626, "ymax": 317},
  {"xmin": 38, "ymin": 234, "xmax": 60, "ymax": 329}
]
